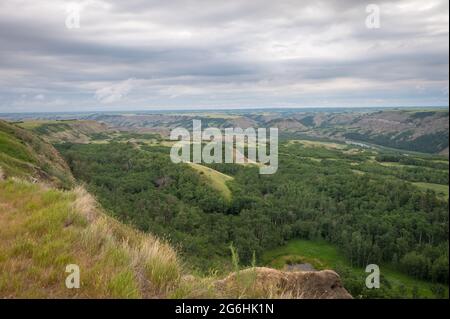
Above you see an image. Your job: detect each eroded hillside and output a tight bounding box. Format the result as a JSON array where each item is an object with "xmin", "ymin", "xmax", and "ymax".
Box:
[{"xmin": 0, "ymin": 120, "xmax": 74, "ymax": 188}]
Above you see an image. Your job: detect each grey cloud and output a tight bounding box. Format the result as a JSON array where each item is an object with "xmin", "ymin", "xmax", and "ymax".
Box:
[{"xmin": 0, "ymin": 0, "xmax": 448, "ymax": 112}]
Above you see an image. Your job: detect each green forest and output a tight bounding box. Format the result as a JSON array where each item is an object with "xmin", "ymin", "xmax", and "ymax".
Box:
[{"xmin": 56, "ymin": 136, "xmax": 449, "ymax": 298}]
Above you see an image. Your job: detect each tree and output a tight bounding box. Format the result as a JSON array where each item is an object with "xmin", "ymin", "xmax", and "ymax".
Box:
[
  {"xmin": 400, "ymin": 252, "xmax": 430, "ymax": 279},
  {"xmin": 431, "ymin": 256, "xmax": 449, "ymax": 284}
]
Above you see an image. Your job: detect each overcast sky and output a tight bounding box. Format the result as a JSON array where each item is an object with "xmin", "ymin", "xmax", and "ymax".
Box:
[{"xmin": 0, "ymin": 0, "xmax": 448, "ymax": 112}]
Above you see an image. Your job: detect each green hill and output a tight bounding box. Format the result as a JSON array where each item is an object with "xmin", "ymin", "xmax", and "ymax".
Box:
[
  {"xmin": 15, "ymin": 120, "xmax": 110, "ymax": 144},
  {"xmin": 187, "ymin": 162, "xmax": 233, "ymax": 200},
  {"xmin": 0, "ymin": 120, "xmax": 74, "ymax": 188}
]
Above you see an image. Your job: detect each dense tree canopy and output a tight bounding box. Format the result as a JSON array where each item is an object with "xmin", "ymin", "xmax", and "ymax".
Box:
[{"xmin": 57, "ymin": 140, "xmax": 449, "ymax": 289}]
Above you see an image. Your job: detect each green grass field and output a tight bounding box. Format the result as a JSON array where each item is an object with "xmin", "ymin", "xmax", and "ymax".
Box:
[
  {"xmin": 379, "ymin": 162, "xmax": 417, "ymax": 168},
  {"xmin": 285, "ymin": 137, "xmax": 448, "ymax": 203},
  {"xmin": 16, "ymin": 120, "xmax": 77, "ymax": 130},
  {"xmin": 412, "ymin": 182, "xmax": 449, "ymax": 198},
  {"xmin": 262, "ymin": 239, "xmax": 449, "ymax": 299},
  {"xmin": 288, "ymin": 139, "xmax": 347, "ymax": 150}
]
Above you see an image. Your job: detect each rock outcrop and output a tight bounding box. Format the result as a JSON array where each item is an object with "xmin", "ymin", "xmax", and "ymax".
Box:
[{"xmin": 215, "ymin": 267, "xmax": 352, "ymax": 299}]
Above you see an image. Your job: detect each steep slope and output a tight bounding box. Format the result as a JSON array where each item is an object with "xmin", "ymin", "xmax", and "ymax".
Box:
[
  {"xmin": 341, "ymin": 110, "xmax": 449, "ymax": 154},
  {"xmin": 0, "ymin": 120, "xmax": 74, "ymax": 188},
  {"xmin": 16, "ymin": 120, "xmax": 111, "ymax": 144},
  {"xmin": 0, "ymin": 120, "xmax": 181, "ymax": 297},
  {"xmin": 0, "ymin": 181, "xmax": 180, "ymax": 298}
]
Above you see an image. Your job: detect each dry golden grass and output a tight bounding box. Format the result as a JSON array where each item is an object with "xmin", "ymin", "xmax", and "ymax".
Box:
[
  {"xmin": 0, "ymin": 180, "xmax": 181, "ymax": 298},
  {"xmin": 0, "ymin": 179, "xmax": 269, "ymax": 298}
]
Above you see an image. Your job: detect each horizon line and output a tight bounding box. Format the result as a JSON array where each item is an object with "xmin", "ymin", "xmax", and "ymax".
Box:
[{"xmin": 0, "ymin": 105, "xmax": 449, "ymax": 115}]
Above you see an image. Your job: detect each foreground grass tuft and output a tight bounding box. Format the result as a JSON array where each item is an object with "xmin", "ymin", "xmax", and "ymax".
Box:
[{"xmin": 0, "ymin": 180, "xmax": 181, "ymax": 298}]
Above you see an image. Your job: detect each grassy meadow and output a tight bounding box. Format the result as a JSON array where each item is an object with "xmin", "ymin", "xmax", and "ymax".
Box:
[{"xmin": 262, "ymin": 239, "xmax": 449, "ymax": 299}]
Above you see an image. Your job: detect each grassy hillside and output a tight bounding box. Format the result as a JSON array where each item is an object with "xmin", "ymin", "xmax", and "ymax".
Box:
[
  {"xmin": 187, "ymin": 162, "xmax": 233, "ymax": 200},
  {"xmin": 0, "ymin": 180, "xmax": 180, "ymax": 298},
  {"xmin": 412, "ymin": 182, "xmax": 449, "ymax": 199},
  {"xmin": 0, "ymin": 121, "xmax": 182, "ymax": 297},
  {"xmin": 0, "ymin": 121, "xmax": 177, "ymax": 297},
  {"xmin": 15, "ymin": 120, "xmax": 110, "ymax": 144},
  {"xmin": 0, "ymin": 120, "xmax": 74, "ymax": 188}
]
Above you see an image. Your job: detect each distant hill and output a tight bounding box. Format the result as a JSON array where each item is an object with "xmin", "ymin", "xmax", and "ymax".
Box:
[
  {"xmin": 260, "ymin": 109, "xmax": 449, "ymax": 155},
  {"xmin": 15, "ymin": 120, "xmax": 111, "ymax": 144},
  {"xmin": 337, "ymin": 110, "xmax": 449, "ymax": 155},
  {"xmin": 2, "ymin": 108, "xmax": 448, "ymax": 155}
]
